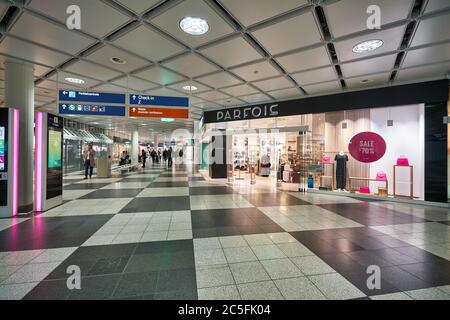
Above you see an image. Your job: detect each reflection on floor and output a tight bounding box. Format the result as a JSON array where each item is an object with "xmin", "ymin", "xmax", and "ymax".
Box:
[{"xmin": 0, "ymin": 165, "xmax": 449, "ymax": 300}]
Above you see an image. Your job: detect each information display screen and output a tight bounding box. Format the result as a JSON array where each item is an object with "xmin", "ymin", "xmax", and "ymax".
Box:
[
  {"xmin": 48, "ymin": 129, "xmax": 62, "ymax": 168},
  {"xmin": 46, "ymin": 115, "xmax": 63, "ymax": 200},
  {"xmin": 0, "ymin": 127, "xmax": 5, "ymax": 171}
]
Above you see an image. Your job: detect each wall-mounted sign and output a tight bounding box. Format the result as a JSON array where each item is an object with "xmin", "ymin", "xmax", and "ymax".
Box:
[
  {"xmin": 59, "ymin": 90, "xmax": 126, "ymax": 104},
  {"xmin": 129, "ymin": 94, "xmax": 188, "ymax": 107},
  {"xmin": 215, "ymin": 104, "xmax": 279, "ymax": 122},
  {"xmin": 129, "ymin": 107, "xmax": 189, "ymax": 119},
  {"xmin": 59, "ymin": 104, "xmax": 126, "ymax": 117},
  {"xmin": 348, "ymin": 132, "xmax": 387, "ymax": 163}
]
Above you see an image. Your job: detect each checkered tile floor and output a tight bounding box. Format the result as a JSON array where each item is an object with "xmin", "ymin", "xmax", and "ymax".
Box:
[{"xmin": 1, "ymin": 165, "xmax": 449, "ymax": 300}]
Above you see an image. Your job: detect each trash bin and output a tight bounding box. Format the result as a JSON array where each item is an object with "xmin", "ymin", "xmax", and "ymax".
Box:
[{"xmin": 96, "ymin": 156, "xmax": 111, "ymax": 178}]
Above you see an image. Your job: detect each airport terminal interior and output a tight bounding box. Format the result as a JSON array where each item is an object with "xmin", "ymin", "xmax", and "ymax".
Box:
[{"xmin": 0, "ymin": 0, "xmax": 450, "ymax": 301}]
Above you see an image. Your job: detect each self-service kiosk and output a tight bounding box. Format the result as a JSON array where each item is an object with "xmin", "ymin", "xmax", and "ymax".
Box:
[
  {"xmin": 35, "ymin": 112, "xmax": 64, "ymax": 212},
  {"xmin": 0, "ymin": 108, "xmax": 19, "ymax": 217}
]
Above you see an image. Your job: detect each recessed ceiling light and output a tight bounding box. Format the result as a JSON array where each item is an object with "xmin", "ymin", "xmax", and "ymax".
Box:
[
  {"xmin": 179, "ymin": 17, "xmax": 209, "ymax": 36},
  {"xmin": 65, "ymin": 77, "xmax": 85, "ymax": 84},
  {"xmin": 360, "ymin": 79, "xmax": 373, "ymax": 84},
  {"xmin": 183, "ymin": 85, "xmax": 198, "ymax": 92},
  {"xmin": 352, "ymin": 40, "xmax": 384, "ymax": 53},
  {"xmin": 110, "ymin": 57, "xmax": 127, "ymax": 65}
]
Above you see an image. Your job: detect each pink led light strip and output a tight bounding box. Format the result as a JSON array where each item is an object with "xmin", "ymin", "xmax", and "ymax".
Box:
[
  {"xmin": 12, "ymin": 109, "xmax": 19, "ymax": 216},
  {"xmin": 35, "ymin": 112, "xmax": 43, "ymax": 212}
]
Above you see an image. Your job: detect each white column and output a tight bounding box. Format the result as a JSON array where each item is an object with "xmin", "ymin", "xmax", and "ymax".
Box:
[
  {"xmin": 5, "ymin": 59, "xmax": 35, "ymax": 213},
  {"xmin": 131, "ymin": 127, "xmax": 139, "ymax": 165}
]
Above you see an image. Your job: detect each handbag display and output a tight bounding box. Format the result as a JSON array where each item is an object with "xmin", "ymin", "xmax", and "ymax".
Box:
[
  {"xmin": 396, "ymin": 156, "xmax": 410, "ymax": 166},
  {"xmin": 376, "ymin": 172, "xmax": 388, "ymax": 181},
  {"xmin": 359, "ymin": 186, "xmax": 370, "ymax": 194},
  {"xmin": 321, "ymin": 155, "xmax": 331, "ymax": 164}
]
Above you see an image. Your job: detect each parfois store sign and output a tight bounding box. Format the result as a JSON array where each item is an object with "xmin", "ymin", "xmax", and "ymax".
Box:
[
  {"xmin": 216, "ymin": 104, "xmax": 279, "ymax": 122},
  {"xmin": 348, "ymin": 132, "xmax": 387, "ymax": 163}
]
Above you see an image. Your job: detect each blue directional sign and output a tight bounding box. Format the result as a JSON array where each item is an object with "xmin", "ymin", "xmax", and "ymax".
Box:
[
  {"xmin": 129, "ymin": 94, "xmax": 189, "ymax": 108},
  {"xmin": 59, "ymin": 104, "xmax": 126, "ymax": 117},
  {"xmin": 59, "ymin": 90, "xmax": 126, "ymax": 104}
]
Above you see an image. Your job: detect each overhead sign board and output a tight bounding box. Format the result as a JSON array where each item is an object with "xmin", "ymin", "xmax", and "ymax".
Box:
[
  {"xmin": 59, "ymin": 104, "xmax": 126, "ymax": 117},
  {"xmin": 59, "ymin": 90, "xmax": 126, "ymax": 104},
  {"xmin": 129, "ymin": 107, "xmax": 189, "ymax": 119},
  {"xmin": 129, "ymin": 94, "xmax": 189, "ymax": 108}
]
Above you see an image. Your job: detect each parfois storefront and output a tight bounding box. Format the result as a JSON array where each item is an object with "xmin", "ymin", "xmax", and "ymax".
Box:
[{"xmin": 202, "ymin": 79, "xmax": 449, "ymax": 205}]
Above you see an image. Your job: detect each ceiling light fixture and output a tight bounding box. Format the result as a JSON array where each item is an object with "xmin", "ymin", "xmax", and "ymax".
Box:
[
  {"xmin": 180, "ymin": 17, "xmax": 209, "ymax": 36},
  {"xmin": 162, "ymin": 118, "xmax": 175, "ymax": 123},
  {"xmin": 352, "ymin": 40, "xmax": 384, "ymax": 53},
  {"xmin": 183, "ymin": 85, "xmax": 198, "ymax": 92},
  {"xmin": 65, "ymin": 77, "xmax": 85, "ymax": 84},
  {"xmin": 110, "ymin": 57, "xmax": 127, "ymax": 65},
  {"xmin": 360, "ymin": 79, "xmax": 373, "ymax": 84}
]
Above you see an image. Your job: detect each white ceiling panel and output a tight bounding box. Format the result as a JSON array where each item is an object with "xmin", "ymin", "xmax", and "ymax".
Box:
[
  {"xmin": 218, "ymin": 0, "xmax": 308, "ymax": 27},
  {"xmin": 252, "ymin": 76, "xmax": 294, "ymax": 92},
  {"xmin": 0, "ymin": 37, "xmax": 70, "ymax": 67},
  {"xmin": 64, "ymin": 60, "xmax": 122, "ymax": 81},
  {"xmin": 230, "ymin": 61, "xmax": 281, "ymax": 82},
  {"xmin": 35, "ymin": 87, "xmax": 55, "ymax": 97},
  {"xmin": 114, "ymin": 0, "xmax": 162, "ymax": 14},
  {"xmin": 252, "ymin": 12, "xmax": 322, "ymax": 55},
  {"xmin": 396, "ymin": 62, "xmax": 450, "ymax": 83},
  {"xmin": 113, "ymin": 25, "xmax": 185, "ymax": 62},
  {"xmin": 276, "ymin": 46, "xmax": 331, "ymax": 73},
  {"xmin": 168, "ymin": 80, "xmax": 211, "ymax": 93},
  {"xmin": 112, "ymin": 76, "xmax": 158, "ymax": 91},
  {"xmin": 10, "ymin": 12, "xmax": 94, "ymax": 55},
  {"xmin": 324, "ymin": 0, "xmax": 414, "ymax": 38},
  {"xmin": 345, "ymin": 72, "xmax": 391, "ymax": 90},
  {"xmin": 403, "ymin": 43, "xmax": 450, "ymax": 68},
  {"xmin": 340, "ymin": 55, "xmax": 397, "ymax": 78},
  {"xmin": 424, "ymin": 0, "xmax": 450, "ymax": 14},
  {"xmin": 334, "ymin": 25, "xmax": 406, "ymax": 62},
  {"xmin": 162, "ymin": 54, "xmax": 219, "ymax": 78},
  {"xmin": 291, "ymin": 67, "xmax": 337, "ymax": 86},
  {"xmin": 268, "ymin": 87, "xmax": 302, "ymax": 100},
  {"xmin": 49, "ymin": 71, "xmax": 102, "ymax": 88},
  {"xmin": 221, "ymin": 84, "xmax": 259, "ymax": 97},
  {"xmin": 196, "ymin": 90, "xmax": 231, "ymax": 101},
  {"xmin": 151, "ymin": 0, "xmax": 235, "ymax": 47},
  {"xmin": 91, "ymin": 83, "xmax": 128, "ymax": 93},
  {"xmin": 303, "ymin": 81, "xmax": 342, "ymax": 95},
  {"xmin": 86, "ymin": 45, "xmax": 150, "ymax": 73},
  {"xmin": 240, "ymin": 93, "xmax": 272, "ymax": 104},
  {"xmin": 213, "ymin": 97, "xmax": 243, "ymax": 108},
  {"xmin": 200, "ymin": 37, "xmax": 262, "ymax": 68},
  {"xmin": 35, "ymin": 94, "xmax": 55, "ymax": 103},
  {"xmin": 134, "ymin": 66, "xmax": 186, "ymax": 85},
  {"xmin": 28, "ymin": 0, "xmax": 131, "ymax": 38},
  {"xmin": 195, "ymin": 72, "xmax": 242, "ymax": 88},
  {"xmin": 410, "ymin": 13, "xmax": 450, "ymax": 47}
]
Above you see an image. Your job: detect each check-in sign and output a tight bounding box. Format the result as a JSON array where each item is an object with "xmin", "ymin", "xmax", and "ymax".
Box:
[
  {"xmin": 129, "ymin": 94, "xmax": 189, "ymax": 107},
  {"xmin": 129, "ymin": 107, "xmax": 189, "ymax": 119}
]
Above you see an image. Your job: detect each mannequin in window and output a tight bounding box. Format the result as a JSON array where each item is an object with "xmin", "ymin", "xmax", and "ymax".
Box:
[
  {"xmin": 260, "ymin": 152, "xmax": 271, "ymax": 177},
  {"xmin": 335, "ymin": 151, "xmax": 348, "ymax": 191}
]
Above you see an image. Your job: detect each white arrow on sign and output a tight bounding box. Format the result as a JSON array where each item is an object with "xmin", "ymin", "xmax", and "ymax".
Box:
[
  {"xmin": 62, "ymin": 104, "xmax": 67, "ymax": 109},
  {"xmin": 132, "ymin": 95, "xmax": 137, "ymax": 100},
  {"xmin": 63, "ymin": 91, "xmax": 68, "ymax": 95}
]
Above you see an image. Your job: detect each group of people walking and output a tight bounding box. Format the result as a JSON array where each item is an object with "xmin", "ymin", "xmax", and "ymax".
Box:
[{"xmin": 140, "ymin": 147, "xmax": 183, "ymax": 169}]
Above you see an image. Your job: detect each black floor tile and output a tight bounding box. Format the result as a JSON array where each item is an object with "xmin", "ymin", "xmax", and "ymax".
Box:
[
  {"xmin": 88, "ymin": 256, "xmax": 130, "ymax": 276},
  {"xmin": 345, "ymin": 250, "xmax": 394, "ymax": 268},
  {"xmin": 79, "ymin": 189, "xmax": 144, "ymax": 199},
  {"xmin": 393, "ymin": 246, "xmax": 448, "ymax": 264},
  {"xmin": 339, "ymin": 268, "xmax": 401, "ymax": 296},
  {"xmin": 156, "ymin": 268, "xmax": 196, "ymax": 293},
  {"xmin": 159, "ymin": 173, "xmax": 188, "ymax": 178},
  {"xmin": 371, "ymin": 248, "xmax": 420, "ymax": 266},
  {"xmin": 154, "ymin": 289, "xmax": 198, "ymax": 300},
  {"xmin": 318, "ymin": 203, "xmax": 428, "ymax": 226},
  {"xmin": 324, "ymin": 238, "xmax": 365, "ymax": 253},
  {"xmin": 120, "ymin": 197, "xmax": 190, "ymax": 213},
  {"xmin": 134, "ymin": 240, "xmax": 193, "ymax": 255},
  {"xmin": 149, "ymin": 182, "xmax": 189, "ymax": 188},
  {"xmin": 0, "ymin": 215, "xmax": 113, "ymax": 251},
  {"xmin": 378, "ymin": 266, "xmax": 431, "ymax": 292},
  {"xmin": 67, "ymin": 274, "xmax": 121, "ymax": 300},
  {"xmin": 119, "ymin": 178, "xmax": 156, "ymax": 183},
  {"xmin": 243, "ymin": 193, "xmax": 310, "ymax": 206},
  {"xmin": 112, "ymin": 272, "xmax": 159, "ymax": 299},
  {"xmin": 188, "ymin": 177, "xmax": 205, "ymax": 181},
  {"xmin": 189, "ymin": 186, "xmax": 236, "ymax": 196},
  {"xmin": 23, "ymin": 279, "xmax": 72, "ymax": 300},
  {"xmin": 64, "ymin": 183, "xmax": 112, "ymax": 190},
  {"xmin": 398, "ymin": 262, "xmax": 450, "ymax": 286}
]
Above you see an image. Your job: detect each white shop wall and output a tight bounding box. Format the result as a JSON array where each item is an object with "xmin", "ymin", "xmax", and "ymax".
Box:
[{"xmin": 369, "ymin": 104, "xmax": 425, "ymax": 199}]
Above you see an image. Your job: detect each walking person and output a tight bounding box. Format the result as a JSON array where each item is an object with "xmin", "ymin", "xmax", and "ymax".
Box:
[
  {"xmin": 141, "ymin": 149, "xmax": 147, "ymax": 169},
  {"xmin": 167, "ymin": 147, "xmax": 173, "ymax": 168},
  {"xmin": 83, "ymin": 144, "xmax": 95, "ymax": 179},
  {"xmin": 178, "ymin": 148, "xmax": 184, "ymax": 165}
]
